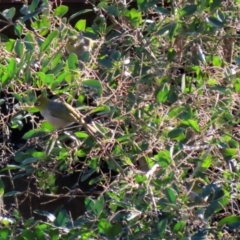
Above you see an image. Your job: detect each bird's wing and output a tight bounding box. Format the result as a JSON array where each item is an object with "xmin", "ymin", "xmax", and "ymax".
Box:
[{"xmin": 48, "ymin": 101, "xmax": 76, "ymax": 123}]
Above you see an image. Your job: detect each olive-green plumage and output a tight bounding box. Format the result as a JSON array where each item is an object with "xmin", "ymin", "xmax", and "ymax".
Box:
[
  {"xmin": 65, "ymin": 35, "xmax": 97, "ymax": 56},
  {"xmin": 34, "ymin": 95, "xmax": 96, "ymax": 135}
]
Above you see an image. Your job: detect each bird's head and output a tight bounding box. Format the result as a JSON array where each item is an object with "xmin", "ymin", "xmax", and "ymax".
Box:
[
  {"xmin": 186, "ymin": 178, "xmax": 206, "ymax": 194},
  {"xmin": 66, "ymin": 36, "xmax": 79, "ymax": 52},
  {"xmin": 34, "ymin": 95, "xmax": 49, "ymax": 111}
]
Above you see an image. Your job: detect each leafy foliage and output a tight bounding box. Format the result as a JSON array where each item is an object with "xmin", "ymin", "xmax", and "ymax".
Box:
[{"xmin": 1, "ymin": 0, "xmax": 240, "ymax": 239}]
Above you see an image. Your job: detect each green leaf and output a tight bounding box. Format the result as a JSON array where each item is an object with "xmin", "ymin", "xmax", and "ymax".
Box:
[
  {"xmin": 164, "ymin": 187, "xmax": 177, "ymax": 204},
  {"xmin": 154, "ymin": 150, "xmax": 171, "ymax": 168},
  {"xmin": 206, "ymin": 17, "xmax": 224, "ymax": 28},
  {"xmin": 180, "ymin": 4, "xmax": 197, "ymax": 17},
  {"xmin": 204, "ymin": 201, "xmax": 222, "ymax": 219},
  {"xmin": 157, "ymin": 23, "xmax": 172, "ymax": 36},
  {"xmin": 221, "ymin": 148, "xmax": 237, "ymax": 158},
  {"xmin": 0, "ymin": 178, "xmax": 5, "ymax": 197},
  {"xmin": 22, "ymin": 230, "xmax": 36, "ymax": 240},
  {"xmin": 0, "ymin": 228, "xmax": 10, "ymax": 239},
  {"xmin": 155, "ymin": 85, "xmax": 169, "ymax": 103},
  {"xmin": 85, "ymin": 196, "xmax": 104, "ymax": 216},
  {"xmin": 40, "ymin": 30, "xmax": 59, "ymax": 53},
  {"xmin": 75, "ymin": 19, "xmax": 86, "ymax": 31},
  {"xmin": 56, "ymin": 72, "xmax": 71, "ymax": 84},
  {"xmin": 98, "ymin": 58, "xmax": 113, "ymax": 68},
  {"xmin": 209, "ymin": 85, "xmax": 230, "ymax": 94},
  {"xmin": 82, "ymin": 79, "xmax": 103, "ymax": 96},
  {"xmin": 0, "ymin": 165, "xmax": 22, "ymax": 172},
  {"xmin": 40, "ymin": 121, "xmax": 55, "ymax": 131},
  {"xmin": 21, "ymin": 157, "xmax": 40, "ymax": 166},
  {"xmin": 95, "ymin": 196, "xmax": 105, "ymax": 216},
  {"xmin": 168, "ymin": 106, "xmax": 185, "ymax": 118},
  {"xmin": 29, "ymin": 0, "xmax": 40, "ymax": 11},
  {"xmin": 218, "ymin": 216, "xmax": 240, "ymax": 229},
  {"xmin": 212, "ymin": 56, "xmax": 222, "ymax": 67},
  {"xmin": 178, "ymin": 106, "xmax": 193, "ymax": 120},
  {"xmin": 168, "ymin": 128, "xmax": 185, "ymax": 140},
  {"xmin": 167, "ymin": 48, "xmax": 176, "ymax": 62},
  {"xmin": 169, "ymin": 22, "xmax": 178, "ymax": 39},
  {"xmin": 137, "ymin": 0, "xmax": 157, "ymax": 11},
  {"xmin": 22, "ymin": 8, "xmax": 41, "ymax": 22},
  {"xmin": 54, "ymin": 210, "xmax": 68, "ymax": 227},
  {"xmin": 2, "ymin": 7, "xmax": 16, "ymax": 20},
  {"xmin": 48, "ymin": 229, "xmax": 59, "ymax": 240},
  {"xmin": 14, "ymin": 24, "xmax": 23, "ymax": 37},
  {"xmin": 158, "ymin": 219, "xmax": 167, "ymax": 235},
  {"xmin": 135, "ymin": 174, "xmax": 147, "ymax": 183},
  {"xmin": 67, "ymin": 53, "xmax": 78, "ymax": 70},
  {"xmin": 68, "ymin": 9, "xmax": 93, "ymax": 23},
  {"xmin": 4, "ymin": 39, "xmax": 15, "ymax": 52},
  {"xmin": 130, "ymin": 8, "xmax": 142, "ymax": 27},
  {"xmin": 107, "ymin": 5, "xmax": 120, "ymax": 17},
  {"xmin": 98, "ymin": 219, "xmax": 122, "ymax": 238},
  {"xmin": 201, "ymin": 155, "xmax": 212, "ymax": 169},
  {"xmin": 234, "ymin": 79, "xmax": 240, "ymax": 93},
  {"xmin": 91, "ymin": 105, "xmax": 111, "ymax": 114},
  {"xmin": 154, "ymin": 7, "xmax": 170, "ymax": 15},
  {"xmin": 191, "ymin": 228, "xmax": 208, "ymax": 240},
  {"xmin": 14, "ymin": 39, "xmax": 24, "ymax": 57},
  {"xmin": 22, "ymin": 129, "xmax": 50, "ymax": 139},
  {"xmin": 7, "ymin": 58, "xmax": 16, "ymax": 79},
  {"xmin": 33, "ymin": 228, "xmax": 45, "ymax": 240},
  {"xmin": 173, "ymin": 221, "xmax": 185, "ymax": 232},
  {"xmin": 76, "ymin": 149, "xmax": 87, "ymax": 157},
  {"xmin": 116, "ymin": 134, "xmax": 136, "ymax": 143},
  {"xmin": 187, "ymin": 119, "xmax": 200, "ymax": 133},
  {"xmin": 24, "ymin": 33, "xmax": 35, "ymax": 50},
  {"xmin": 54, "ymin": 5, "xmax": 68, "ymax": 17},
  {"xmin": 210, "ymin": 0, "xmax": 224, "ymax": 11},
  {"xmin": 0, "ymin": 69, "xmax": 7, "ymax": 87},
  {"xmin": 81, "ymin": 169, "xmax": 96, "ymax": 182},
  {"xmin": 75, "ymin": 132, "xmax": 88, "ymax": 139}
]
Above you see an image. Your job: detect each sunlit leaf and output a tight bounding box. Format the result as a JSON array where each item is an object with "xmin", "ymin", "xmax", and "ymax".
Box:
[
  {"xmin": 75, "ymin": 19, "xmax": 86, "ymax": 31},
  {"xmin": 54, "ymin": 5, "xmax": 68, "ymax": 17}
]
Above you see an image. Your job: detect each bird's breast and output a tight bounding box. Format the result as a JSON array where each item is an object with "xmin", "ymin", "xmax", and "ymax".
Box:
[{"xmin": 40, "ymin": 108, "xmax": 73, "ymax": 128}]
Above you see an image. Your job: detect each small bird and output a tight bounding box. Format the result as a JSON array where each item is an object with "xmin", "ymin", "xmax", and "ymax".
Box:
[
  {"xmin": 185, "ymin": 178, "xmax": 208, "ymax": 203},
  {"xmin": 65, "ymin": 35, "xmax": 97, "ymax": 56},
  {"xmin": 34, "ymin": 95, "xmax": 97, "ymax": 136}
]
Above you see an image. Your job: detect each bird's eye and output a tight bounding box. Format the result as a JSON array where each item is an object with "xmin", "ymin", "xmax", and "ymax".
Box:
[
  {"xmin": 35, "ymin": 101, "xmax": 41, "ymax": 106},
  {"xmin": 197, "ymin": 182, "xmax": 203, "ymax": 188}
]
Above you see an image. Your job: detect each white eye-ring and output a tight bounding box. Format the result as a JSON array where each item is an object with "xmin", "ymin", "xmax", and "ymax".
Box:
[
  {"xmin": 35, "ymin": 101, "xmax": 41, "ymax": 106},
  {"xmin": 197, "ymin": 183, "xmax": 203, "ymax": 188}
]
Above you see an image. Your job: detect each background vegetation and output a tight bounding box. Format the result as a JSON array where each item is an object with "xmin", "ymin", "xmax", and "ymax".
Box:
[{"xmin": 1, "ymin": 0, "xmax": 240, "ymax": 239}]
